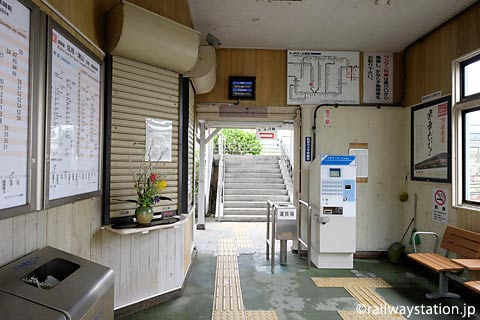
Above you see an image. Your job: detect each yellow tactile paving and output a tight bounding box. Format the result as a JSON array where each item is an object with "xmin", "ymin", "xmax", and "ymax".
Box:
[
  {"xmin": 345, "ymin": 287, "xmax": 390, "ymax": 307},
  {"xmin": 212, "ymin": 310, "xmax": 278, "ymax": 320},
  {"xmin": 338, "ymin": 310, "xmax": 405, "ymax": 320},
  {"xmin": 213, "ymin": 255, "xmax": 244, "ymax": 312},
  {"xmin": 212, "ymin": 311, "xmax": 246, "ymax": 320},
  {"xmin": 244, "ymin": 310, "xmax": 279, "ymax": 320},
  {"xmin": 311, "ymin": 277, "xmax": 392, "ymax": 288},
  {"xmin": 311, "ymin": 277, "xmax": 404, "ymax": 320},
  {"xmin": 235, "ymin": 231, "xmax": 255, "ymax": 249},
  {"xmin": 212, "ymin": 234, "xmax": 278, "ymax": 320},
  {"xmin": 217, "ymin": 237, "xmax": 238, "ymax": 256}
]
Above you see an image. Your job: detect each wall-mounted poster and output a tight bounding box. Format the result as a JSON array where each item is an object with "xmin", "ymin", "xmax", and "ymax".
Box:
[
  {"xmin": 363, "ymin": 52, "xmax": 393, "ymax": 104},
  {"xmin": 145, "ymin": 118, "xmax": 172, "ymax": 162},
  {"xmin": 411, "ymin": 96, "xmax": 451, "ymax": 182},
  {"xmin": 46, "ymin": 18, "xmax": 102, "ymax": 206},
  {"xmin": 0, "ymin": 0, "xmax": 31, "ymax": 210}
]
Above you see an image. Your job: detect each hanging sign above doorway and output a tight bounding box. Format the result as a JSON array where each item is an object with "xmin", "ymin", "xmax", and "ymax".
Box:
[{"xmin": 256, "ymin": 128, "xmax": 276, "ymax": 140}]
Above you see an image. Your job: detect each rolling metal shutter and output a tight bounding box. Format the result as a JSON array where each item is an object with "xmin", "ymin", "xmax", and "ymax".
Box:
[
  {"xmin": 109, "ymin": 56, "xmax": 179, "ymax": 218},
  {"xmin": 188, "ymin": 82, "xmax": 195, "ymax": 209}
]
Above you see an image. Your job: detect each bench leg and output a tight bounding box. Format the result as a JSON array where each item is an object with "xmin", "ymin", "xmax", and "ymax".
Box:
[{"xmin": 426, "ymin": 273, "xmax": 460, "ymax": 299}]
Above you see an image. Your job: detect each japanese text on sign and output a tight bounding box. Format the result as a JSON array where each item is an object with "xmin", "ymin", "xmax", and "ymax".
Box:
[
  {"xmin": 49, "ymin": 28, "xmax": 101, "ymax": 200},
  {"xmin": 363, "ymin": 53, "xmax": 393, "ymax": 104},
  {"xmin": 0, "ymin": 0, "xmax": 30, "ymax": 210}
]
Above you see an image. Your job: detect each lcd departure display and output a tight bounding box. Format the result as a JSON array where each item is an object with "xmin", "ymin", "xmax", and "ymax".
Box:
[{"xmin": 228, "ymin": 76, "xmax": 255, "ymax": 100}]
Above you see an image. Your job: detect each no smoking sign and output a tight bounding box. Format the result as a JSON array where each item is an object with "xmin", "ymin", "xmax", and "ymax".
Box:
[
  {"xmin": 434, "ymin": 190, "xmax": 446, "ymax": 206},
  {"xmin": 432, "ymin": 188, "xmax": 448, "ymax": 224}
]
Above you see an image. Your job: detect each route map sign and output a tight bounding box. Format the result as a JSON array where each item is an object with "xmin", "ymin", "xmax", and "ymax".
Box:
[
  {"xmin": 47, "ymin": 24, "xmax": 101, "ymax": 201},
  {"xmin": 287, "ymin": 50, "xmax": 360, "ymax": 105},
  {"xmin": 0, "ymin": 0, "xmax": 30, "ymax": 210}
]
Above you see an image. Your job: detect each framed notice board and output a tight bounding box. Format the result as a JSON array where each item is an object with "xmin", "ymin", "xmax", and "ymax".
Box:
[
  {"xmin": 0, "ymin": 0, "xmax": 42, "ymax": 219},
  {"xmin": 411, "ymin": 96, "xmax": 451, "ymax": 182},
  {"xmin": 44, "ymin": 17, "xmax": 103, "ymax": 208}
]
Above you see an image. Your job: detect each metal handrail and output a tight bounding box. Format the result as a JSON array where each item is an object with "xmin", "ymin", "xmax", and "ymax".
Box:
[
  {"xmin": 215, "ymin": 135, "xmax": 225, "ymax": 220},
  {"xmin": 279, "ymin": 139, "xmax": 293, "ymax": 181},
  {"xmin": 298, "ymin": 199, "xmax": 312, "ymax": 269}
]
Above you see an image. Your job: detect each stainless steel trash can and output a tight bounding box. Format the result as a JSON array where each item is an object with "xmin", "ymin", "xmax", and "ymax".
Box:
[
  {"xmin": 0, "ymin": 291, "xmax": 67, "ymax": 320},
  {"xmin": 0, "ymin": 246, "xmax": 114, "ymax": 320}
]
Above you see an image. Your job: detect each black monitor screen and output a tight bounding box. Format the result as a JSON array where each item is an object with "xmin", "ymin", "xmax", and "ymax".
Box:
[{"xmin": 228, "ymin": 76, "xmax": 256, "ymax": 100}]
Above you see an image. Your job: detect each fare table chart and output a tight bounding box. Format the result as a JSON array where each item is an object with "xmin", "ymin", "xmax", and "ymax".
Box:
[
  {"xmin": 48, "ymin": 27, "xmax": 101, "ymax": 201},
  {"xmin": 0, "ymin": 1, "xmax": 30, "ymax": 210}
]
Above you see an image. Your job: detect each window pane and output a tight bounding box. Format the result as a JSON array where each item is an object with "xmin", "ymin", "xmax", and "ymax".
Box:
[
  {"xmin": 465, "ymin": 109, "xmax": 480, "ymax": 202},
  {"xmin": 464, "ymin": 59, "xmax": 480, "ymax": 97}
]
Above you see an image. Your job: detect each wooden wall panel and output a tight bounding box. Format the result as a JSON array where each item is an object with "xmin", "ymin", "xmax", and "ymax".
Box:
[
  {"xmin": 403, "ymin": 3, "xmax": 480, "ymax": 234},
  {"xmin": 197, "ymin": 49, "xmax": 403, "ymax": 107},
  {"xmin": 32, "ymin": 0, "xmax": 106, "ymax": 56},
  {"xmin": 31, "ymin": 0, "xmax": 195, "ymax": 56},
  {"xmin": 105, "ymin": 0, "xmax": 193, "ymax": 28},
  {"xmin": 403, "ymin": 3, "xmax": 480, "ymax": 107},
  {"xmin": 0, "ymin": 196, "xmax": 194, "ymax": 309},
  {"xmin": 196, "ymin": 48, "xmax": 288, "ymax": 107}
]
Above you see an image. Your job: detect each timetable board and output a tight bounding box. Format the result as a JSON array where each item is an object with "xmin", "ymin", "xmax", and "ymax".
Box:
[
  {"xmin": 47, "ymin": 23, "xmax": 101, "ymax": 201},
  {"xmin": 0, "ymin": 0, "xmax": 30, "ymax": 210}
]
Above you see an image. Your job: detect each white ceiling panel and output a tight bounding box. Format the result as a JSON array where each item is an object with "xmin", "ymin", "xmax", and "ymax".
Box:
[{"xmin": 188, "ymin": 0, "xmax": 476, "ymax": 52}]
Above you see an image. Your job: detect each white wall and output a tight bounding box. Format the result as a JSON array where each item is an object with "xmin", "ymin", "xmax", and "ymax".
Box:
[
  {"xmin": 301, "ymin": 106, "xmax": 405, "ymax": 251},
  {"xmin": 400, "ymin": 107, "xmax": 457, "ymax": 253}
]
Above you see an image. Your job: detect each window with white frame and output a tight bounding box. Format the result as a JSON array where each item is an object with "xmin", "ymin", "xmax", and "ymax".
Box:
[{"xmin": 453, "ymin": 50, "xmax": 480, "ymax": 206}]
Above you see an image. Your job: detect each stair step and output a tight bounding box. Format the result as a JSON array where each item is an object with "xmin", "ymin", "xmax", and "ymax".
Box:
[
  {"xmin": 225, "ymin": 183, "xmax": 286, "ymax": 190},
  {"xmin": 223, "ymin": 208, "xmax": 267, "ymax": 215},
  {"xmin": 224, "ymin": 189, "xmax": 288, "ymax": 195},
  {"xmin": 224, "ymin": 201, "xmax": 268, "ymax": 208},
  {"xmin": 226, "ymin": 177, "xmax": 285, "ymax": 184},
  {"xmin": 226, "ymin": 163, "xmax": 279, "ymax": 169},
  {"xmin": 220, "ymin": 215, "xmax": 268, "ymax": 222},
  {"xmin": 225, "ymin": 173, "xmax": 283, "ymax": 179},
  {"xmin": 225, "ymin": 155, "xmax": 279, "ymax": 162},
  {"xmin": 224, "ymin": 195, "xmax": 290, "ymax": 202},
  {"xmin": 226, "ymin": 167, "xmax": 281, "ymax": 173}
]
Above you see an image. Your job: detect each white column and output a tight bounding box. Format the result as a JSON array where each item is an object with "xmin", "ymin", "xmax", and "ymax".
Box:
[{"xmin": 197, "ymin": 121, "xmax": 206, "ymax": 230}]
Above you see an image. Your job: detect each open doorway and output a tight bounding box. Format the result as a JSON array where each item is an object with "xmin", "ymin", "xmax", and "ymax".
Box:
[{"xmin": 195, "ymin": 123, "xmax": 295, "ymax": 225}]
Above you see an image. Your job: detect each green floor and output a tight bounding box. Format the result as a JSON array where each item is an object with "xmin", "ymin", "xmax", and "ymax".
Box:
[{"xmin": 125, "ymin": 222, "xmax": 480, "ymax": 320}]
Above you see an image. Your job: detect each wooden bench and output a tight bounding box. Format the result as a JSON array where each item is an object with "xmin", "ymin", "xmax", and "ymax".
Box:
[
  {"xmin": 465, "ymin": 281, "xmax": 480, "ymax": 293},
  {"xmin": 408, "ymin": 225, "xmax": 480, "ymax": 299}
]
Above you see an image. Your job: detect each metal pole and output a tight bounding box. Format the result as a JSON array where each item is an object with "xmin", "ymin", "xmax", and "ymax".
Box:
[
  {"xmin": 280, "ymin": 240, "xmax": 287, "ymax": 266},
  {"xmin": 298, "ymin": 199, "xmax": 312, "ymax": 269},
  {"xmin": 266, "ymin": 201, "xmax": 271, "ymax": 261},
  {"xmin": 307, "ymin": 204, "xmax": 312, "ymax": 269},
  {"xmin": 271, "ymin": 204, "xmax": 276, "ymax": 274}
]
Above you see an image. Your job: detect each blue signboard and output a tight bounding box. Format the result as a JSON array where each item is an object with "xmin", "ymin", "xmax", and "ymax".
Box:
[
  {"xmin": 321, "ymin": 155, "xmax": 355, "ymax": 166},
  {"xmin": 305, "ymin": 137, "xmax": 312, "ymax": 162}
]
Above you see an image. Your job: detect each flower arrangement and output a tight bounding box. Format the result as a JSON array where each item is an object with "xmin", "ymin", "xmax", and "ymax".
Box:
[{"xmin": 125, "ymin": 160, "xmax": 172, "ymax": 207}]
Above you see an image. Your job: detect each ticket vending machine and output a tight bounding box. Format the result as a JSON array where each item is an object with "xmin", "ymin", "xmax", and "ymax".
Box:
[{"xmin": 309, "ymin": 155, "xmax": 356, "ymax": 268}]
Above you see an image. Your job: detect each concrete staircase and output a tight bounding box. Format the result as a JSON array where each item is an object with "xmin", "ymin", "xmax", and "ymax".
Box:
[
  {"xmin": 259, "ymin": 139, "xmax": 281, "ymax": 156},
  {"xmin": 222, "ymin": 155, "xmax": 289, "ymax": 222}
]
